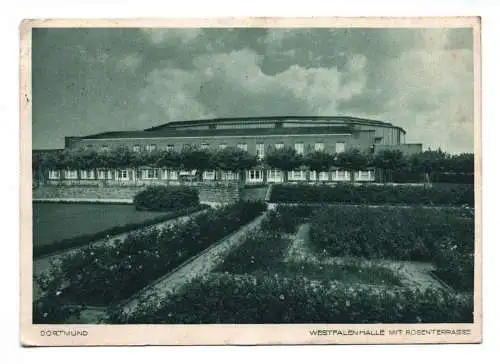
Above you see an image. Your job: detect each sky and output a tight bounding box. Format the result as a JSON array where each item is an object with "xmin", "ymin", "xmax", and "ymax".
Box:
[{"xmin": 32, "ymin": 27, "xmax": 475, "ymax": 153}]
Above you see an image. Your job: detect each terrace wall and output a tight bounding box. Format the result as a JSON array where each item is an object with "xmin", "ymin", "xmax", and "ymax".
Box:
[{"xmin": 33, "ymin": 182, "xmax": 242, "ymax": 205}]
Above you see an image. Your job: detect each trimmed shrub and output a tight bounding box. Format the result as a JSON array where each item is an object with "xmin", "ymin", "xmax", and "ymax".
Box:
[
  {"xmin": 108, "ymin": 273, "xmax": 473, "ymax": 324},
  {"xmin": 41, "ymin": 201, "xmax": 267, "ymax": 305},
  {"xmin": 134, "ymin": 186, "xmax": 199, "ymax": 211},
  {"xmin": 33, "ymin": 205, "xmax": 205, "ymax": 259},
  {"xmin": 269, "ymin": 183, "xmax": 474, "ymax": 206}
]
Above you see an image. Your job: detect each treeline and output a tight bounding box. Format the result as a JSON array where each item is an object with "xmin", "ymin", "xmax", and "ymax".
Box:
[{"xmin": 33, "ymin": 146, "xmax": 474, "ymax": 184}]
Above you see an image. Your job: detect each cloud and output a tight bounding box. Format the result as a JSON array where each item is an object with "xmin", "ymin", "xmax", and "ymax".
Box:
[
  {"xmin": 116, "ymin": 53, "xmax": 142, "ymax": 71},
  {"xmin": 142, "ymin": 28, "xmax": 201, "ymax": 45},
  {"xmin": 137, "ymin": 48, "xmax": 368, "ymax": 123}
]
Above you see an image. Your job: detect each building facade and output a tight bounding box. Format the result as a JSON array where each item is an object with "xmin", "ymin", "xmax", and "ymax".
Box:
[{"xmin": 45, "ymin": 116, "xmax": 422, "ymax": 185}]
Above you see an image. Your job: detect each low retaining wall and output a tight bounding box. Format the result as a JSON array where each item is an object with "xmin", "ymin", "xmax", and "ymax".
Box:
[{"xmin": 33, "ymin": 183, "xmax": 242, "ymax": 205}]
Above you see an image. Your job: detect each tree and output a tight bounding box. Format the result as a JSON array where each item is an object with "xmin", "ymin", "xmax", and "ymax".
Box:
[
  {"xmin": 335, "ymin": 148, "xmax": 369, "ymax": 182},
  {"xmin": 448, "ymin": 153, "xmax": 474, "ymax": 175},
  {"xmin": 179, "ymin": 146, "xmax": 216, "ymax": 181},
  {"xmin": 409, "ymin": 148, "xmax": 449, "ymax": 184},
  {"xmin": 373, "ymin": 149, "xmax": 407, "ymax": 183},
  {"xmin": 264, "ymin": 147, "xmax": 303, "ymax": 183},
  {"xmin": 304, "ymin": 150, "xmax": 335, "ymax": 183},
  {"xmin": 215, "ymin": 147, "xmax": 258, "ymax": 183}
]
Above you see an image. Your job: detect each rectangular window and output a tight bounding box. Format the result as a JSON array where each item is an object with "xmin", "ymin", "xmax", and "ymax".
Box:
[
  {"xmin": 48, "ymin": 170, "xmax": 60, "ymax": 179},
  {"xmin": 294, "ymin": 143, "xmax": 304, "ymax": 155},
  {"xmin": 248, "ymin": 170, "xmax": 262, "ymax": 180},
  {"xmin": 314, "ymin": 142, "xmax": 324, "ymax": 151},
  {"xmin": 335, "ymin": 142, "xmax": 345, "ymax": 153},
  {"xmin": 268, "ymin": 169, "xmax": 283, "ymax": 182},
  {"xmin": 166, "ymin": 144, "xmax": 175, "ymax": 151},
  {"xmin": 80, "ymin": 170, "xmax": 95, "ymax": 179},
  {"xmin": 118, "ymin": 170, "xmax": 129, "ymax": 180},
  {"xmin": 141, "ymin": 169, "xmax": 158, "ymax": 179},
  {"xmin": 169, "ymin": 170, "xmax": 178, "ymax": 180},
  {"xmin": 333, "ymin": 170, "xmax": 349, "ymax": 181},
  {"xmin": 288, "ymin": 170, "xmax": 306, "ymax": 180},
  {"xmin": 256, "ymin": 143, "xmax": 265, "ymax": 160},
  {"xmin": 219, "ymin": 143, "xmax": 227, "ymax": 150},
  {"xmin": 237, "ymin": 143, "xmax": 248, "ymax": 151},
  {"xmin": 356, "ymin": 171, "xmax": 372, "ymax": 181},
  {"xmin": 133, "ymin": 145, "xmax": 141, "ymax": 153},
  {"xmin": 200, "ymin": 143, "xmax": 209, "ymax": 150},
  {"xmin": 222, "ymin": 171, "xmax": 237, "ymax": 180},
  {"xmin": 319, "ymin": 171, "xmax": 329, "ymax": 181},
  {"xmin": 97, "ymin": 170, "xmax": 111, "ymax": 180},
  {"xmin": 275, "ymin": 143, "xmax": 284, "ymax": 150},
  {"xmin": 64, "ymin": 170, "xmax": 78, "ymax": 179},
  {"xmin": 146, "ymin": 144, "xmax": 157, "ymax": 152},
  {"xmin": 203, "ymin": 171, "xmax": 216, "ymax": 180}
]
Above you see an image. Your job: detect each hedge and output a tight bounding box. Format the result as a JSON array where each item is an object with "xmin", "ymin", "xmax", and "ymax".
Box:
[
  {"xmin": 107, "ymin": 273, "xmax": 473, "ymax": 324},
  {"xmin": 269, "ymin": 183, "xmax": 474, "ymax": 206},
  {"xmin": 134, "ymin": 185, "xmax": 199, "ymax": 211},
  {"xmin": 309, "ymin": 205, "xmax": 475, "ymax": 291},
  {"xmin": 33, "ymin": 205, "xmax": 205, "ymax": 259},
  {"xmin": 38, "ymin": 201, "xmax": 267, "ymax": 305}
]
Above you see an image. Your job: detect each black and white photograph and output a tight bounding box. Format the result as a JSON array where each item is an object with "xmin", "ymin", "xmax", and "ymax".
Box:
[{"xmin": 20, "ymin": 17, "xmax": 481, "ymax": 345}]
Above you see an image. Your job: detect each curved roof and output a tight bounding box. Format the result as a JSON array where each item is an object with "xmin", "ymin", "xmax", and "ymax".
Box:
[{"xmin": 144, "ymin": 115, "xmax": 406, "ymax": 133}]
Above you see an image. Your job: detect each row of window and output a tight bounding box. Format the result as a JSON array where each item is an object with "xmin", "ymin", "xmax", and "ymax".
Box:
[
  {"xmin": 93, "ymin": 142, "xmax": 346, "ymax": 156},
  {"xmin": 48, "ymin": 169, "xmax": 373, "ymax": 182},
  {"xmin": 49, "ymin": 169, "xmax": 240, "ymax": 181}
]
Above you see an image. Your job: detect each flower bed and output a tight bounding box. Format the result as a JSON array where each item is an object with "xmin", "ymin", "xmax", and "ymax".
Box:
[
  {"xmin": 33, "ymin": 205, "xmax": 205, "ymax": 258},
  {"xmin": 309, "ymin": 205, "xmax": 475, "ymax": 291},
  {"xmin": 108, "ymin": 273, "xmax": 473, "ymax": 324},
  {"xmin": 36, "ymin": 201, "xmax": 267, "ymax": 306},
  {"xmin": 216, "ymin": 206, "xmax": 403, "ymax": 286},
  {"xmin": 269, "ymin": 183, "xmax": 474, "ymax": 206},
  {"xmin": 133, "ymin": 185, "xmax": 199, "ymax": 211}
]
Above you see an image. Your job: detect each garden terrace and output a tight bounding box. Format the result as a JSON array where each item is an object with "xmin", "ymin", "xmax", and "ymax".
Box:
[
  {"xmin": 33, "ymin": 201, "xmax": 267, "ymax": 313},
  {"xmin": 108, "ymin": 204, "xmax": 474, "ymax": 324}
]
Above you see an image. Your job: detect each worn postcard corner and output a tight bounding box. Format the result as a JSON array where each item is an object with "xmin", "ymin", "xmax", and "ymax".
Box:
[{"xmin": 20, "ymin": 16, "xmax": 482, "ymax": 346}]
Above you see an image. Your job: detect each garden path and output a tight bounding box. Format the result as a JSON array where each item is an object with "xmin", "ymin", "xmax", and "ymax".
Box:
[
  {"xmin": 286, "ymin": 223, "xmax": 450, "ymax": 292},
  {"xmin": 121, "ymin": 212, "xmax": 268, "ymax": 315}
]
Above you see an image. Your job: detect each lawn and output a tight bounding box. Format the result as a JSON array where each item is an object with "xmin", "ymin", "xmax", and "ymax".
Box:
[{"xmin": 33, "ymin": 202, "xmax": 166, "ymax": 247}]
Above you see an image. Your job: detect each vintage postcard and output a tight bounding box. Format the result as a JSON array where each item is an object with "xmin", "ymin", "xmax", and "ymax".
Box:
[{"xmin": 20, "ymin": 17, "xmax": 482, "ymax": 346}]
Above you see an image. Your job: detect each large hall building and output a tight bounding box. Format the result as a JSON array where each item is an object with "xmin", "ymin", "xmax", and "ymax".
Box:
[{"xmin": 51, "ymin": 116, "xmax": 422, "ymax": 184}]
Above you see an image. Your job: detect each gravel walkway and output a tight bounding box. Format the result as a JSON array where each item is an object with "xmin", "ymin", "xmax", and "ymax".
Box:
[{"xmin": 121, "ymin": 213, "xmax": 267, "ymax": 315}]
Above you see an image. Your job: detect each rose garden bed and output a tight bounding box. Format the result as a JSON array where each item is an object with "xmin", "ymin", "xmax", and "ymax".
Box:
[
  {"xmin": 309, "ymin": 205, "xmax": 475, "ymax": 292},
  {"xmin": 34, "ymin": 202, "xmax": 475, "ymax": 324},
  {"xmin": 108, "ymin": 272, "xmax": 472, "ymax": 324},
  {"xmin": 33, "ymin": 201, "xmax": 267, "ymax": 322},
  {"xmin": 106, "ymin": 204, "xmax": 475, "ymax": 324}
]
